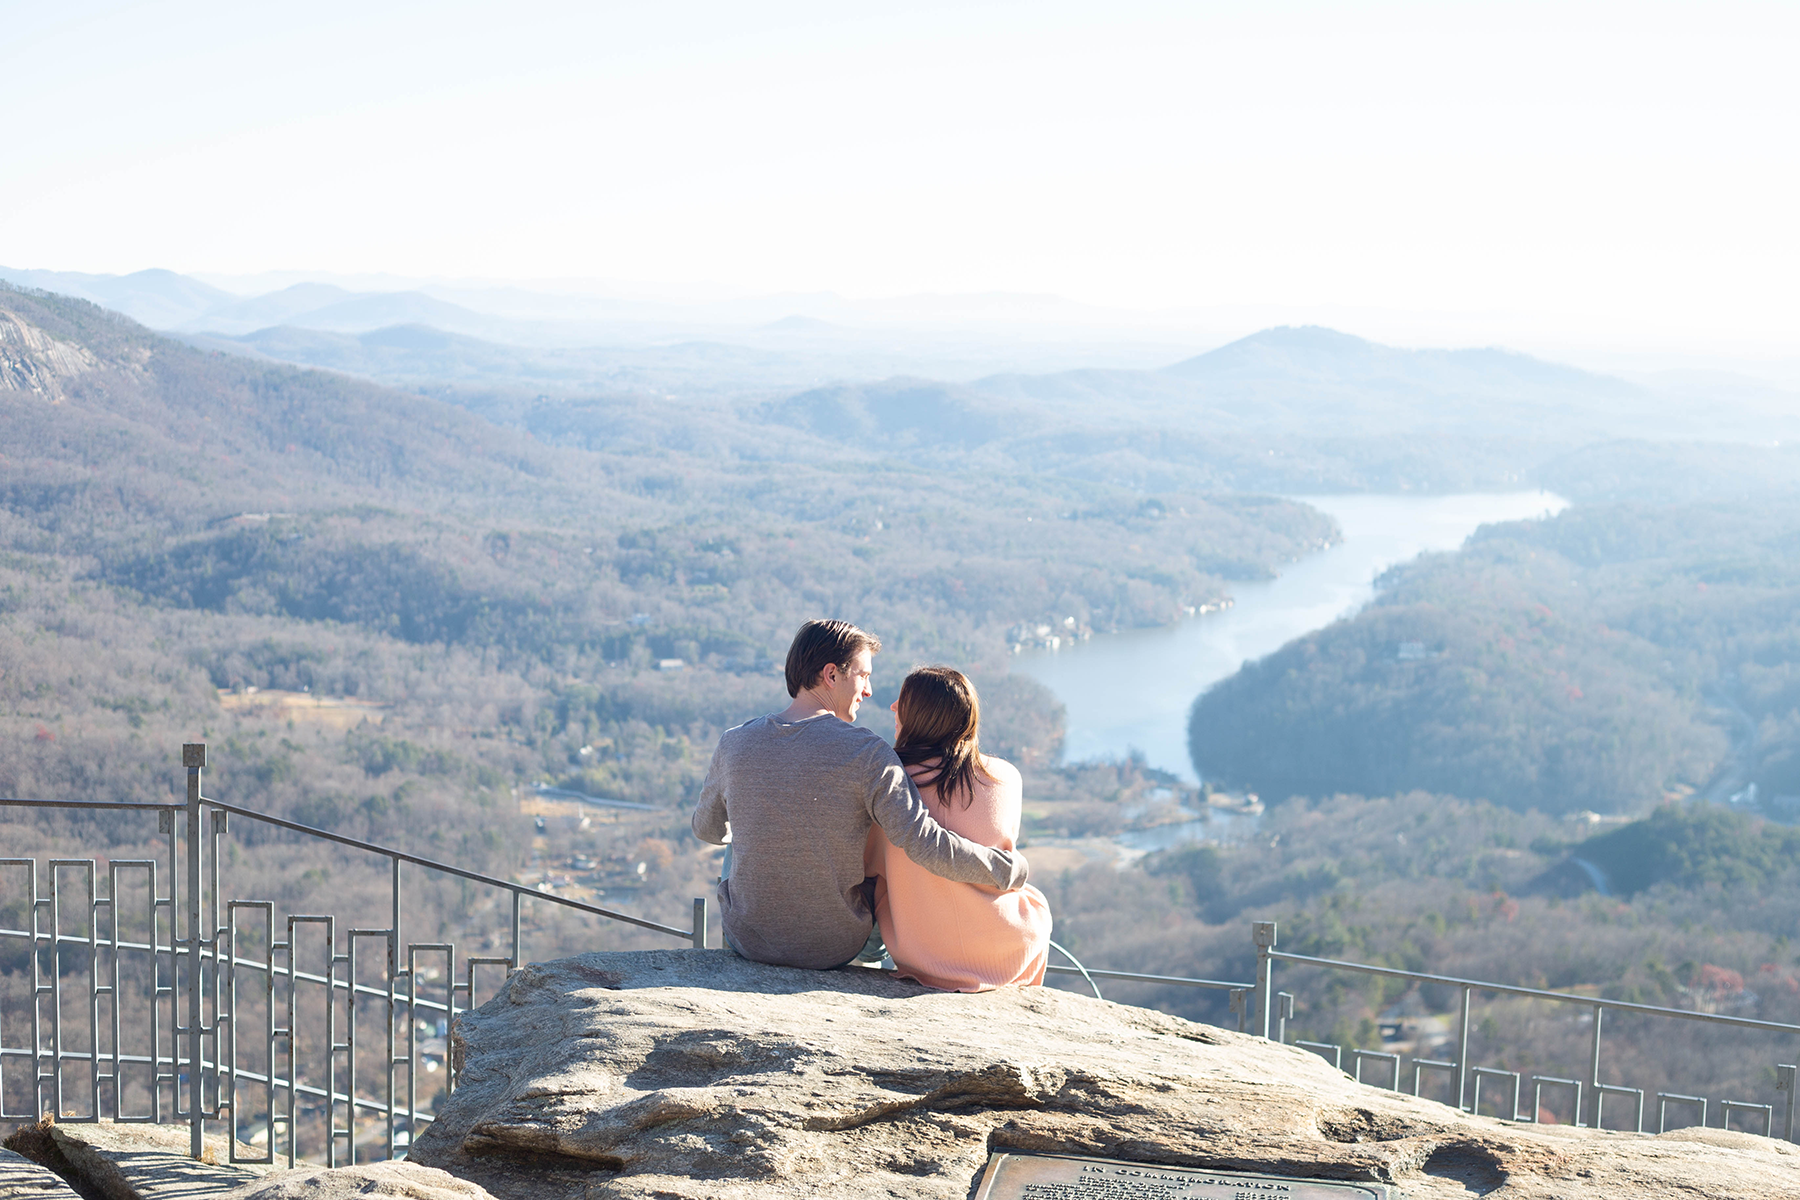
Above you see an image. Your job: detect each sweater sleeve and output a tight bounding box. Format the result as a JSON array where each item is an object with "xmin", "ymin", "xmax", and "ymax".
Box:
[
  {"xmin": 869, "ymin": 759, "xmax": 1029, "ymax": 891},
  {"xmin": 691, "ymin": 742, "xmax": 731, "ymax": 846}
]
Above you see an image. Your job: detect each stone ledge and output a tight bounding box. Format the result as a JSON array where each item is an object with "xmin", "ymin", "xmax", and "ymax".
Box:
[
  {"xmin": 0, "ymin": 1146, "xmax": 82, "ymax": 1200},
  {"xmin": 5, "ymin": 1122, "xmax": 494, "ymax": 1200},
  {"xmin": 46, "ymin": 1120, "xmax": 268, "ymax": 1200},
  {"xmin": 407, "ymin": 948, "xmax": 1800, "ymax": 1199},
  {"xmin": 214, "ymin": 1162, "xmax": 494, "ymax": 1200}
]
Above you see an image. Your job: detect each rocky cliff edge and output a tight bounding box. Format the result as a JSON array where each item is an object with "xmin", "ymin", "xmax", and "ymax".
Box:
[{"xmin": 406, "ymin": 949, "xmax": 1800, "ymax": 1199}]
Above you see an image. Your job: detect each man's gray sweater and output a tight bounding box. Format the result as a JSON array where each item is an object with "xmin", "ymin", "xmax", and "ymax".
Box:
[{"xmin": 691, "ymin": 713, "xmax": 1030, "ymax": 969}]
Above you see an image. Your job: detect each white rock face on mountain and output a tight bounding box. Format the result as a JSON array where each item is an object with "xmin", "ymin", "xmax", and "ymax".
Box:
[
  {"xmin": 0, "ymin": 311, "xmax": 98, "ymax": 398},
  {"xmin": 408, "ymin": 949, "xmax": 1800, "ymax": 1200}
]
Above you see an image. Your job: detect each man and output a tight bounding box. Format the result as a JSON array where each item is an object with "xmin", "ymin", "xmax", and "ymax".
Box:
[{"xmin": 691, "ymin": 619, "xmax": 1030, "ymax": 969}]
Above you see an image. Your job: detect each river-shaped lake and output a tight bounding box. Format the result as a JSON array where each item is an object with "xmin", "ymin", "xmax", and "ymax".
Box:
[{"xmin": 1012, "ymin": 491, "xmax": 1568, "ymax": 783}]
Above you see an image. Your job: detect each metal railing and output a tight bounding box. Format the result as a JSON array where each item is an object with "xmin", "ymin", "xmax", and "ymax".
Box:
[
  {"xmin": 1, "ymin": 743, "xmax": 708, "ymax": 1166},
  {"xmin": 1039, "ymin": 923, "xmax": 1798, "ymax": 1137},
  {"xmin": 1247, "ymin": 920, "xmax": 1799, "ymax": 1138},
  {"xmin": 1044, "ymin": 959, "xmax": 1254, "ymax": 1026},
  {"xmin": 8, "ymin": 746, "xmax": 1798, "ymax": 1159}
]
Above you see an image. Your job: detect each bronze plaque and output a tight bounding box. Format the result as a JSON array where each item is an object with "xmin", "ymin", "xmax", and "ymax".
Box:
[{"xmin": 973, "ymin": 1152, "xmax": 1396, "ymax": 1200}]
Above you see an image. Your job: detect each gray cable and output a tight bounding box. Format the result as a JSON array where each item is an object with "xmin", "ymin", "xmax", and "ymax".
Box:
[{"xmin": 1048, "ymin": 938, "xmax": 1103, "ymax": 1001}]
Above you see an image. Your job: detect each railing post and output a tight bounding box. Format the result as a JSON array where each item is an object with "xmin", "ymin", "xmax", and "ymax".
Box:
[
  {"xmin": 691, "ymin": 897, "xmax": 708, "ymax": 950},
  {"xmin": 183, "ymin": 742, "xmax": 206, "ymax": 1160},
  {"xmin": 33, "ymin": 861, "xmax": 51, "ymax": 1125},
  {"xmin": 1252, "ymin": 921, "xmax": 1277, "ymax": 1039},
  {"xmin": 1777, "ymin": 1063, "xmax": 1796, "ymax": 1142},
  {"xmin": 1588, "ymin": 1003, "xmax": 1604, "ymax": 1128},
  {"xmin": 1456, "ymin": 986, "xmax": 1471, "ymax": 1111},
  {"xmin": 158, "ymin": 806, "xmax": 175, "ymax": 1125},
  {"xmin": 389, "ymin": 856, "xmax": 401, "ymax": 1163},
  {"xmin": 207, "ymin": 808, "xmax": 227, "ymax": 1140},
  {"xmin": 510, "ymin": 891, "xmax": 522, "ymax": 973}
]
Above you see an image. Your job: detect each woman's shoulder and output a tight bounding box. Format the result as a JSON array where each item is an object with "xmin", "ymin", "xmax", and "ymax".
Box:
[{"xmin": 979, "ymin": 755, "xmax": 1021, "ymax": 787}]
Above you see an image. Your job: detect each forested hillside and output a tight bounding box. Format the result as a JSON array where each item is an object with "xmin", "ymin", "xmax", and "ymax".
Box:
[
  {"xmin": 12, "ymin": 278, "xmax": 1800, "ymax": 1114},
  {"xmin": 1190, "ymin": 495, "xmax": 1800, "ymax": 814},
  {"xmin": 1044, "ymin": 793, "xmax": 1800, "ymax": 1106},
  {"xmin": 0, "ymin": 281, "xmax": 1332, "ymax": 854}
]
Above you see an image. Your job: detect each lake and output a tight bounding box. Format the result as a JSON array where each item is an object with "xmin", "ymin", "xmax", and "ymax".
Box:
[{"xmin": 1011, "ymin": 491, "xmax": 1569, "ymax": 781}]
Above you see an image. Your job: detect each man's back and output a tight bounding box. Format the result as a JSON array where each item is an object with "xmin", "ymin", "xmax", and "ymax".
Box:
[{"xmin": 692, "ymin": 712, "xmax": 1026, "ymax": 969}]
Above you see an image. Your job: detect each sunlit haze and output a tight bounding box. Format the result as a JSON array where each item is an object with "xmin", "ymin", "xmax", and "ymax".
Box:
[
  {"xmin": 11, "ymin": 1, "xmax": 1800, "ymax": 1149},
  {"xmin": 3, "ymin": 1, "xmax": 1797, "ymax": 363}
]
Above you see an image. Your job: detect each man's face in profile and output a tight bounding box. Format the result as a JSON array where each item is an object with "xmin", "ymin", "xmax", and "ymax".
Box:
[{"xmin": 822, "ymin": 648, "xmax": 875, "ymax": 721}]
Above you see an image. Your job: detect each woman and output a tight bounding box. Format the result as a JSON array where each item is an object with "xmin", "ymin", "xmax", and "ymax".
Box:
[{"xmin": 864, "ymin": 666, "xmax": 1052, "ymax": 991}]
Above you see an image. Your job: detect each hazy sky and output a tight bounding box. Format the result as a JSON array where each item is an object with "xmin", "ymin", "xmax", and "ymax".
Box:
[{"xmin": 3, "ymin": 1, "xmax": 1796, "ymax": 355}]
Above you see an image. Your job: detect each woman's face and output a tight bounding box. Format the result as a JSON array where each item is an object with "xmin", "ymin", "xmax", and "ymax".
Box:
[{"xmin": 889, "ymin": 697, "xmax": 902, "ymax": 740}]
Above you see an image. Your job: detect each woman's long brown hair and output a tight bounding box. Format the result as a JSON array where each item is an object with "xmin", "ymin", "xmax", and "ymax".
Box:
[{"xmin": 893, "ymin": 666, "xmax": 992, "ymax": 807}]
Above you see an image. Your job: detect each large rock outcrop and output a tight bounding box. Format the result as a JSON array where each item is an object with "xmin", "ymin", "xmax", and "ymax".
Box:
[
  {"xmin": 0, "ymin": 1147, "xmax": 79, "ymax": 1199},
  {"xmin": 214, "ymin": 1162, "xmax": 493, "ymax": 1200},
  {"xmin": 42, "ymin": 1120, "xmax": 268, "ymax": 1199},
  {"xmin": 2, "ymin": 1121, "xmax": 496, "ymax": 1200},
  {"xmin": 408, "ymin": 949, "xmax": 1800, "ymax": 1199}
]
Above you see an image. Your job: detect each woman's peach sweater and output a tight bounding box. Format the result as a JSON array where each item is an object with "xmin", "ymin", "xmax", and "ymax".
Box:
[{"xmin": 864, "ymin": 756, "xmax": 1052, "ymax": 992}]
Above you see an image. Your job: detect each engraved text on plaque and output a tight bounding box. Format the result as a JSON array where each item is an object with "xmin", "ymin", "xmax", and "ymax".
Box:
[{"xmin": 972, "ymin": 1152, "xmax": 1396, "ymax": 1200}]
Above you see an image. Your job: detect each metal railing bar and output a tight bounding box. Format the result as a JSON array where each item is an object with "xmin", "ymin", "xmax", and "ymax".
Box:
[
  {"xmin": 238, "ymin": 959, "xmax": 456, "ymax": 1012},
  {"xmin": 219, "ymin": 1067, "xmax": 430, "ymax": 1119},
  {"xmin": 199, "ymin": 797, "xmax": 691, "ymax": 938},
  {"xmin": 0, "ymin": 799, "xmax": 183, "ymax": 812},
  {"xmin": 1269, "ymin": 949, "xmax": 1800, "ymax": 1035},
  {"xmin": 44, "ymin": 1057, "xmax": 444, "ymax": 1123},
  {"xmin": 24, "ymin": 933, "xmax": 171, "ymax": 950},
  {"xmin": 1723, "ymin": 1100, "xmax": 1775, "ymax": 1136},
  {"xmin": 2, "ymin": 794, "xmax": 691, "ymax": 939},
  {"xmin": 12, "ymin": 953, "xmax": 456, "ymax": 1016},
  {"xmin": 301, "ymin": 1092, "xmax": 416, "ymax": 1122},
  {"xmin": 33, "ymin": 1041, "xmax": 458, "ymax": 1076},
  {"xmin": 24, "ymin": 1051, "xmax": 196, "ymax": 1071},
  {"xmin": 1296, "ymin": 1041, "xmax": 1342, "ymax": 1069},
  {"xmin": 1044, "ymin": 964, "xmax": 1252, "ymax": 991}
]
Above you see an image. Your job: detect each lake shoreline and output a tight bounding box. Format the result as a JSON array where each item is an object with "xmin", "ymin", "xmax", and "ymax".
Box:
[{"xmin": 1011, "ymin": 490, "xmax": 1568, "ymax": 782}]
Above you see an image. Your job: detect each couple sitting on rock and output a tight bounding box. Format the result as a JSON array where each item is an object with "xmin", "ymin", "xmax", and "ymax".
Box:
[{"xmin": 691, "ymin": 619, "xmax": 1052, "ymax": 991}]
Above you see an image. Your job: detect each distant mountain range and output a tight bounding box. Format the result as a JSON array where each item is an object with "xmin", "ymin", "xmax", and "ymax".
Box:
[
  {"xmin": 768, "ymin": 324, "xmax": 1764, "ymax": 452},
  {"xmin": 0, "ymin": 267, "xmax": 235, "ymax": 329},
  {"xmin": 6, "ymin": 266, "xmax": 1800, "ymax": 496},
  {"xmin": 0, "ymin": 265, "xmax": 1216, "ymax": 382},
  {"xmin": 182, "ymin": 284, "xmax": 508, "ymax": 338},
  {"xmin": 183, "ymin": 323, "xmax": 819, "ymax": 397},
  {"xmin": 0, "ymin": 264, "xmax": 1191, "ymax": 346},
  {"xmin": 0, "ymin": 267, "xmax": 537, "ymax": 342},
  {"xmin": 968, "ymin": 325, "xmax": 1654, "ymax": 438}
]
